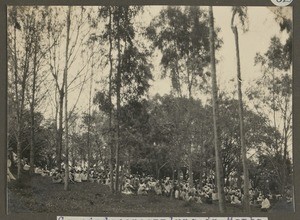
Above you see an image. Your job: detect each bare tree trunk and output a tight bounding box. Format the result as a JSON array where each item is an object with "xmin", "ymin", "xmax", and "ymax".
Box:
[
  {"xmin": 58, "ymin": 92, "xmax": 64, "ymax": 170},
  {"xmin": 87, "ymin": 43, "xmax": 94, "ymax": 173},
  {"xmin": 64, "ymin": 6, "xmax": 71, "ymax": 191},
  {"xmin": 115, "ymin": 10, "xmax": 122, "ymax": 193},
  {"xmin": 188, "ymin": 146, "xmax": 193, "ymax": 188},
  {"xmin": 171, "ymin": 166, "xmax": 175, "ymax": 199},
  {"xmin": 188, "ymin": 86, "xmax": 194, "ymax": 188},
  {"xmin": 12, "ymin": 8, "xmax": 21, "ymax": 179},
  {"xmin": 177, "ymin": 165, "xmax": 181, "ymax": 184},
  {"xmin": 16, "ymin": 31, "xmax": 31, "ymax": 179},
  {"xmin": 232, "ymin": 25, "xmax": 250, "ymax": 212},
  {"xmin": 209, "ymin": 6, "xmax": 226, "ymax": 213},
  {"xmin": 29, "ymin": 34, "xmax": 38, "ymax": 175},
  {"xmin": 108, "ymin": 7, "xmax": 115, "ymax": 193}
]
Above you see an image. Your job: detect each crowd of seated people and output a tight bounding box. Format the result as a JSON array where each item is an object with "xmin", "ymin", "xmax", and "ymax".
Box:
[
  {"xmin": 118, "ymin": 174, "xmax": 283, "ymax": 212},
  {"xmin": 11, "ymin": 160, "xmax": 288, "ymax": 212}
]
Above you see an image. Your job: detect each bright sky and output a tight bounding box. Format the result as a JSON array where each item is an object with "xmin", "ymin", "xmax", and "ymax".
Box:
[
  {"xmin": 38, "ymin": 6, "xmax": 291, "ymax": 128},
  {"xmin": 146, "ymin": 6, "xmax": 291, "ymax": 97}
]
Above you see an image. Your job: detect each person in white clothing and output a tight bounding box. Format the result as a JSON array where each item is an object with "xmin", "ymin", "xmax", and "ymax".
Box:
[
  {"xmin": 261, "ymin": 195, "xmax": 271, "ymax": 212},
  {"xmin": 7, "ymin": 159, "xmax": 16, "ymax": 182},
  {"xmin": 74, "ymin": 171, "xmax": 82, "ymax": 183}
]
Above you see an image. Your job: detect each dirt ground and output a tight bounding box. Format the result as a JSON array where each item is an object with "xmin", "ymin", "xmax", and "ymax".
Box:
[{"xmin": 7, "ymin": 174, "xmax": 291, "ymax": 214}]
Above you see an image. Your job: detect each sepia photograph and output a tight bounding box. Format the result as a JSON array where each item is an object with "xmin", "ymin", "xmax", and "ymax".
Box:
[{"xmin": 6, "ymin": 5, "xmax": 293, "ymax": 215}]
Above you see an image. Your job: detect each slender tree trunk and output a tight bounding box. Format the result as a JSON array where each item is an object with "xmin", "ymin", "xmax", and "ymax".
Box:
[
  {"xmin": 13, "ymin": 8, "xmax": 21, "ymax": 179},
  {"xmin": 55, "ymin": 94, "xmax": 59, "ymax": 166},
  {"xmin": 188, "ymin": 86, "xmax": 194, "ymax": 188},
  {"xmin": 29, "ymin": 36, "xmax": 38, "ymax": 175},
  {"xmin": 72, "ymin": 146, "xmax": 76, "ymax": 167},
  {"xmin": 177, "ymin": 165, "xmax": 181, "ymax": 184},
  {"xmin": 209, "ymin": 6, "xmax": 226, "ymax": 213},
  {"xmin": 13, "ymin": 8, "xmax": 32, "ymax": 179},
  {"xmin": 188, "ymin": 146, "xmax": 193, "ymax": 188},
  {"xmin": 108, "ymin": 7, "xmax": 115, "ymax": 193},
  {"xmin": 87, "ymin": 43, "xmax": 94, "ymax": 173},
  {"xmin": 115, "ymin": 12, "xmax": 122, "ymax": 193},
  {"xmin": 282, "ymin": 124, "xmax": 288, "ymax": 197},
  {"xmin": 64, "ymin": 6, "xmax": 71, "ymax": 191},
  {"xmin": 232, "ymin": 25, "xmax": 250, "ymax": 211},
  {"xmin": 116, "ymin": 38, "xmax": 121, "ymax": 191},
  {"xmin": 17, "ymin": 33, "xmax": 31, "ymax": 179},
  {"xmin": 58, "ymin": 92, "xmax": 64, "ymax": 170},
  {"xmin": 171, "ymin": 166, "xmax": 175, "ymax": 199}
]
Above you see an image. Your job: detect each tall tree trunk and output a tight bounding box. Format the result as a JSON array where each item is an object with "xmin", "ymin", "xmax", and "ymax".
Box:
[
  {"xmin": 208, "ymin": 6, "xmax": 226, "ymax": 213},
  {"xmin": 232, "ymin": 25, "xmax": 250, "ymax": 212},
  {"xmin": 64, "ymin": 6, "xmax": 71, "ymax": 191},
  {"xmin": 87, "ymin": 43, "xmax": 94, "ymax": 173},
  {"xmin": 177, "ymin": 165, "xmax": 181, "ymax": 184},
  {"xmin": 108, "ymin": 7, "xmax": 115, "ymax": 193},
  {"xmin": 29, "ymin": 35, "xmax": 38, "ymax": 175},
  {"xmin": 16, "ymin": 29, "xmax": 31, "ymax": 179},
  {"xmin": 188, "ymin": 85, "xmax": 194, "ymax": 188},
  {"xmin": 13, "ymin": 8, "xmax": 21, "ymax": 179},
  {"xmin": 188, "ymin": 145, "xmax": 193, "ymax": 188},
  {"xmin": 282, "ymin": 114, "xmax": 289, "ymax": 197},
  {"xmin": 13, "ymin": 7, "xmax": 31, "ymax": 179},
  {"xmin": 58, "ymin": 91, "xmax": 64, "ymax": 170},
  {"xmin": 115, "ymin": 15, "xmax": 121, "ymax": 193}
]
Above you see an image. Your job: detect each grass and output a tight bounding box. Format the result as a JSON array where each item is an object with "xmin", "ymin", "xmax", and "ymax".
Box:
[{"xmin": 7, "ymin": 174, "xmax": 290, "ymax": 214}]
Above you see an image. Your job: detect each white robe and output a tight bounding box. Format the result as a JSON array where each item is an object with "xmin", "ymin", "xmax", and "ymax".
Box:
[{"xmin": 261, "ymin": 198, "xmax": 271, "ymax": 209}]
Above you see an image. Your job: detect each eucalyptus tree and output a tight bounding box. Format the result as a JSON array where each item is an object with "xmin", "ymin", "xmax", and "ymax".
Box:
[
  {"xmin": 252, "ymin": 36, "xmax": 292, "ymax": 197},
  {"xmin": 7, "ymin": 6, "xmax": 38, "ymax": 178},
  {"xmin": 146, "ymin": 6, "xmax": 214, "ymax": 188},
  {"xmin": 208, "ymin": 6, "xmax": 225, "ymax": 213},
  {"xmin": 26, "ymin": 7, "xmax": 55, "ymax": 175},
  {"xmin": 95, "ymin": 6, "xmax": 152, "ymax": 193},
  {"xmin": 62, "ymin": 6, "xmax": 71, "ymax": 191},
  {"xmin": 47, "ymin": 6, "xmax": 91, "ymax": 171},
  {"xmin": 231, "ymin": 6, "xmax": 250, "ymax": 211}
]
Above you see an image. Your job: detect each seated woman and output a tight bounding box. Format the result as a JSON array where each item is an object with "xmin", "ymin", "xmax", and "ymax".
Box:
[
  {"xmin": 92, "ymin": 171, "xmax": 98, "ymax": 183},
  {"xmin": 74, "ymin": 171, "xmax": 82, "ymax": 183},
  {"xmin": 231, "ymin": 194, "xmax": 242, "ymax": 205},
  {"xmin": 225, "ymin": 193, "xmax": 231, "ymax": 203},
  {"xmin": 174, "ymin": 188, "xmax": 180, "ymax": 199},
  {"xmin": 195, "ymin": 192, "xmax": 203, "ymax": 204},
  {"xmin": 257, "ymin": 194, "xmax": 263, "ymax": 204},
  {"xmin": 154, "ymin": 182, "xmax": 162, "ymax": 195},
  {"xmin": 137, "ymin": 182, "xmax": 147, "ymax": 195},
  {"xmin": 35, "ymin": 167, "xmax": 43, "ymax": 175},
  {"xmin": 41, "ymin": 169, "xmax": 47, "ymax": 177},
  {"xmin": 261, "ymin": 195, "xmax": 271, "ymax": 212},
  {"xmin": 105, "ymin": 177, "xmax": 110, "ymax": 185},
  {"xmin": 52, "ymin": 172, "xmax": 63, "ymax": 183},
  {"xmin": 185, "ymin": 192, "xmax": 192, "ymax": 202},
  {"xmin": 204, "ymin": 191, "xmax": 213, "ymax": 204},
  {"xmin": 23, "ymin": 163, "xmax": 30, "ymax": 171},
  {"xmin": 122, "ymin": 182, "xmax": 134, "ymax": 195},
  {"xmin": 212, "ymin": 190, "xmax": 218, "ymax": 201},
  {"xmin": 180, "ymin": 189, "xmax": 186, "ymax": 200},
  {"xmin": 164, "ymin": 182, "xmax": 172, "ymax": 197},
  {"xmin": 80, "ymin": 171, "xmax": 88, "ymax": 182}
]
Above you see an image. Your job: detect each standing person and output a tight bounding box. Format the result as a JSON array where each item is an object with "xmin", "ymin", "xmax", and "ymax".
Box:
[{"xmin": 7, "ymin": 158, "xmax": 16, "ymax": 182}]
